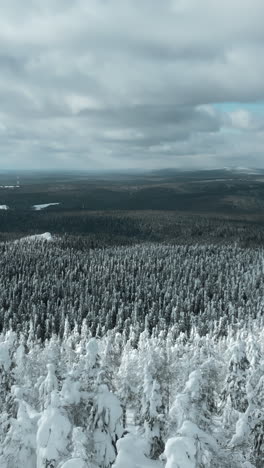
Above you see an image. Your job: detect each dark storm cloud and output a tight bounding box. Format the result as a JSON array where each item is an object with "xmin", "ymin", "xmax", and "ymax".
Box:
[{"xmin": 0, "ymin": 0, "xmax": 264, "ymax": 170}]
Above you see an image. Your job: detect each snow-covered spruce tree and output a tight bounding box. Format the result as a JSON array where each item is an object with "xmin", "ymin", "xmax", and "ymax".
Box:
[
  {"xmin": 146, "ymin": 379, "xmax": 166, "ymax": 459},
  {"xmin": 76, "ymin": 338, "xmax": 101, "ymax": 427},
  {"xmin": 12, "ymin": 335, "xmax": 27, "ymax": 388},
  {"xmin": 229, "ymin": 403, "xmax": 255, "ymax": 466},
  {"xmin": 37, "ymin": 363, "xmax": 59, "ymax": 411},
  {"xmin": 0, "ymin": 331, "xmax": 19, "ymax": 451},
  {"xmin": 43, "ymin": 334, "xmax": 61, "ymax": 368},
  {"xmin": 228, "ymin": 367, "xmax": 264, "ymax": 467},
  {"xmin": 169, "ymin": 358, "xmax": 219, "ymax": 434},
  {"xmin": 165, "ymin": 359, "xmax": 224, "ymax": 467},
  {"xmin": 61, "ymin": 337, "xmax": 109, "ymax": 465},
  {"xmin": 99, "ymin": 330, "xmax": 122, "ymax": 392},
  {"xmin": 58, "ymin": 340, "xmax": 99, "ymax": 464},
  {"xmin": 235, "ymin": 335, "xmax": 264, "ymax": 467},
  {"xmin": 247, "ymin": 335, "xmax": 262, "ymax": 371},
  {"xmin": 250, "ymin": 374, "xmax": 264, "ymax": 467},
  {"xmin": 252, "ymin": 414, "xmax": 264, "ymax": 468},
  {"xmin": 138, "ymin": 337, "xmax": 170, "ymax": 459},
  {"xmin": 60, "ymin": 365, "xmax": 98, "ymax": 466},
  {"xmin": 115, "ymin": 339, "xmax": 140, "ymax": 428},
  {"xmin": 221, "ymin": 341, "xmax": 250, "ymax": 413},
  {"xmin": 141, "ymin": 365, "xmax": 166, "ymax": 459},
  {"xmin": 89, "ymin": 383, "xmax": 123, "ymax": 468},
  {"xmin": 0, "ymin": 331, "xmax": 17, "ymax": 408},
  {"xmin": 0, "ymin": 395, "xmax": 38, "ymax": 468},
  {"xmin": 59, "ymin": 427, "xmax": 96, "ymax": 468},
  {"xmin": 62, "ymin": 336, "xmax": 121, "ymax": 466},
  {"xmin": 162, "ymin": 420, "xmax": 220, "ymax": 468},
  {"xmin": 36, "ymin": 391, "xmax": 72, "ymax": 468}
]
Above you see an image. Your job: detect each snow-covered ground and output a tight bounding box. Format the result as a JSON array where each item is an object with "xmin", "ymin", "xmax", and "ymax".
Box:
[
  {"xmin": 33, "ymin": 203, "xmax": 60, "ymax": 210},
  {"xmin": 0, "ymin": 205, "xmax": 8, "ymax": 210},
  {"xmin": 18, "ymin": 232, "xmax": 53, "ymax": 242}
]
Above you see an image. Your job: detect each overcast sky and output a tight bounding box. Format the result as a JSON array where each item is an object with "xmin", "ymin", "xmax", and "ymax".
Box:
[{"xmin": 0, "ymin": 0, "xmax": 264, "ymax": 171}]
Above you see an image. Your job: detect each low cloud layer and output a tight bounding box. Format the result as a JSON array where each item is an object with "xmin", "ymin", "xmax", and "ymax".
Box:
[{"xmin": 0, "ymin": 0, "xmax": 264, "ymax": 170}]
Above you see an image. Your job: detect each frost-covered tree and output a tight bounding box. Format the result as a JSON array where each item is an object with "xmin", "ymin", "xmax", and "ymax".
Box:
[
  {"xmin": 0, "ymin": 332, "xmax": 16, "ymax": 407},
  {"xmin": 59, "ymin": 427, "xmax": 95, "ymax": 468},
  {"xmin": 169, "ymin": 359, "xmax": 219, "ymax": 434},
  {"xmin": 89, "ymin": 384, "xmax": 123, "ymax": 468},
  {"xmin": 36, "ymin": 391, "xmax": 72, "ymax": 468},
  {"xmin": 163, "ymin": 420, "xmax": 220, "ymax": 468},
  {"xmin": 221, "ymin": 341, "xmax": 250, "ymax": 413},
  {"xmin": 141, "ymin": 367, "xmax": 166, "ymax": 459},
  {"xmin": 167, "ymin": 359, "xmax": 224, "ymax": 467},
  {"xmin": 250, "ymin": 375, "xmax": 264, "ymax": 467},
  {"xmin": 0, "ymin": 397, "xmax": 38, "ymax": 468},
  {"xmin": 37, "ymin": 363, "xmax": 59, "ymax": 410}
]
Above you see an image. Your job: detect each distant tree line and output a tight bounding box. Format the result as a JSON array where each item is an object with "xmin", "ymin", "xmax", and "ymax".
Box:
[{"xmin": 1, "ymin": 210, "xmax": 264, "ymax": 247}]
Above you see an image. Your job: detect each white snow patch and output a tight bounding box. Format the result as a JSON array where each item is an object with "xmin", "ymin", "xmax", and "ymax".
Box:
[
  {"xmin": 59, "ymin": 459, "xmax": 89, "ymax": 468},
  {"xmin": 33, "ymin": 203, "xmax": 60, "ymax": 210},
  {"xmin": 0, "ymin": 205, "xmax": 8, "ymax": 210},
  {"xmin": 18, "ymin": 232, "xmax": 53, "ymax": 242}
]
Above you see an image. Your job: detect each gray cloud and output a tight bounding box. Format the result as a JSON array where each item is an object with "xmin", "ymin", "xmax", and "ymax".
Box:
[{"xmin": 0, "ymin": 0, "xmax": 264, "ymax": 170}]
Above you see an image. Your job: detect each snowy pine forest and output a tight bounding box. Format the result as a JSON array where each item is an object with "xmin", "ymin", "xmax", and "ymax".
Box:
[{"xmin": 0, "ymin": 237, "xmax": 264, "ymax": 467}]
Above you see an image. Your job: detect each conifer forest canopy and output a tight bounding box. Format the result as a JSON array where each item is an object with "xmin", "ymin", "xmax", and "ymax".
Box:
[{"xmin": 0, "ymin": 170, "xmax": 263, "ymax": 467}]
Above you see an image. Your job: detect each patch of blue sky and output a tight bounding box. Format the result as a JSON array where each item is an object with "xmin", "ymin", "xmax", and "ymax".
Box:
[{"xmin": 213, "ymin": 102, "xmax": 264, "ymax": 114}]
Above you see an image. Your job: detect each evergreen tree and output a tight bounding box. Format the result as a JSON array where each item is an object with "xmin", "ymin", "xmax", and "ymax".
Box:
[
  {"xmin": 89, "ymin": 384, "xmax": 123, "ymax": 468},
  {"xmin": 36, "ymin": 391, "xmax": 72, "ymax": 468},
  {"xmin": 221, "ymin": 341, "xmax": 250, "ymax": 413}
]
